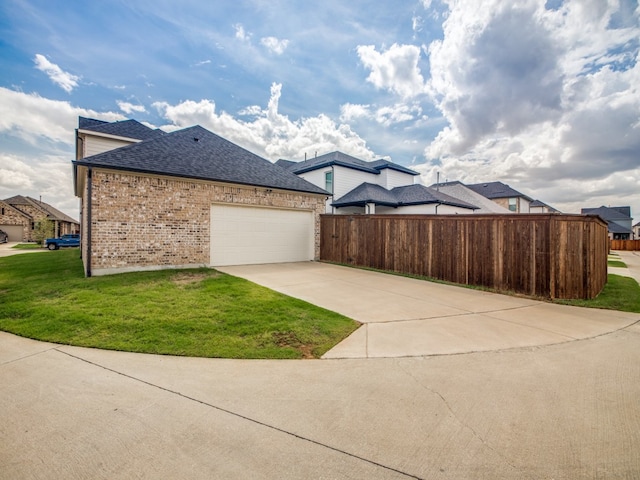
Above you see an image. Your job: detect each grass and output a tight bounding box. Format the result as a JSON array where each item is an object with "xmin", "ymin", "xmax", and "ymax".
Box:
[
  {"xmin": 10, "ymin": 243, "xmax": 42, "ymax": 250},
  {"xmin": 554, "ymin": 274, "xmax": 640, "ymax": 313},
  {"xmin": 608, "ymin": 260, "xmax": 627, "ymax": 268},
  {"xmin": 0, "ymin": 250, "xmax": 359, "ymax": 359}
]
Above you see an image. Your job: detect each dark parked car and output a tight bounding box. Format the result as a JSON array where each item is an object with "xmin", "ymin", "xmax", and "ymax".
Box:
[
  {"xmin": 0, "ymin": 230, "xmax": 7, "ymax": 243},
  {"xmin": 45, "ymin": 234, "xmax": 80, "ymax": 250}
]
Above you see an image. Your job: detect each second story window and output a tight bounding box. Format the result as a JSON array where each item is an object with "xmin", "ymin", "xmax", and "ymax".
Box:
[
  {"xmin": 325, "ymin": 171, "xmax": 333, "ymax": 194},
  {"xmin": 508, "ymin": 197, "xmax": 517, "ymax": 212}
]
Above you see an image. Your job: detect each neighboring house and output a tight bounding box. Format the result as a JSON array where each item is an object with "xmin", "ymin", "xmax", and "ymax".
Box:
[
  {"xmin": 0, "ymin": 195, "xmax": 79, "ymax": 242},
  {"xmin": 529, "ymin": 199, "xmax": 560, "ymax": 213},
  {"xmin": 73, "ymin": 118, "xmax": 328, "ymax": 277},
  {"xmin": 633, "ymin": 221, "xmax": 640, "ymax": 239},
  {"xmin": 466, "ymin": 181, "xmax": 533, "ymax": 213},
  {"xmin": 581, "ymin": 206, "xmax": 633, "ymax": 240},
  {"xmin": 277, "ymin": 151, "xmax": 476, "ymax": 214},
  {"xmin": 429, "ymin": 181, "xmax": 512, "ymax": 214},
  {"xmin": 330, "ymin": 182, "xmax": 477, "ymax": 214}
]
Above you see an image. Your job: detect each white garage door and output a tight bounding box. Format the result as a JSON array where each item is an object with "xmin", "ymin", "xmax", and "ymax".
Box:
[
  {"xmin": 210, "ymin": 204, "xmax": 314, "ymax": 266},
  {"xmin": 0, "ymin": 225, "xmax": 24, "ymax": 242}
]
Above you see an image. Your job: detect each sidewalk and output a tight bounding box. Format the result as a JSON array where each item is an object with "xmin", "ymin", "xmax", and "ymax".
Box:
[{"xmin": 610, "ymin": 250, "xmax": 640, "ymax": 285}]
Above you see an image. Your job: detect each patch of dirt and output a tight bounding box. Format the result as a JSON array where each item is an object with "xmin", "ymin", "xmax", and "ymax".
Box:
[
  {"xmin": 271, "ymin": 331, "xmax": 315, "ymax": 359},
  {"xmin": 171, "ymin": 272, "xmax": 219, "ymax": 286}
]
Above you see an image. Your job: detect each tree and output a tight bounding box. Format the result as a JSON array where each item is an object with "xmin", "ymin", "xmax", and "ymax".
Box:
[{"xmin": 33, "ymin": 217, "xmax": 54, "ymax": 245}]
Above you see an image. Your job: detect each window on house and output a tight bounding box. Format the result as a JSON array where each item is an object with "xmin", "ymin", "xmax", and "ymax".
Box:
[
  {"xmin": 325, "ymin": 171, "xmax": 333, "ymax": 194},
  {"xmin": 508, "ymin": 198, "xmax": 517, "ymax": 212}
]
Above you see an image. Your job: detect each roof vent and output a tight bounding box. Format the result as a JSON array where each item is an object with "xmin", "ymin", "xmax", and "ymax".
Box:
[{"xmin": 193, "ymin": 137, "xmax": 199, "ymax": 142}]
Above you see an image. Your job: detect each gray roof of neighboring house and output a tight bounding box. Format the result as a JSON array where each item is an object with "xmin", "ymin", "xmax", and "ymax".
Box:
[
  {"xmin": 78, "ymin": 116, "xmax": 165, "ymax": 141},
  {"xmin": 4, "ymin": 195, "xmax": 78, "ymax": 223},
  {"xmin": 581, "ymin": 206, "xmax": 632, "ymax": 221},
  {"xmin": 278, "ymin": 151, "xmax": 419, "ymax": 176},
  {"xmin": 74, "ymin": 125, "xmax": 328, "ymax": 195},
  {"xmin": 429, "ymin": 181, "xmax": 512, "ymax": 214},
  {"xmin": 466, "ymin": 181, "xmax": 533, "ymax": 201},
  {"xmin": 331, "ymin": 182, "xmax": 477, "ymax": 210},
  {"xmin": 530, "ymin": 199, "xmax": 560, "ymax": 212}
]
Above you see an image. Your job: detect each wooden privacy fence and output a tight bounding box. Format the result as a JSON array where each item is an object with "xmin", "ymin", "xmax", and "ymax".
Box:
[
  {"xmin": 320, "ymin": 214, "xmax": 609, "ymax": 299},
  {"xmin": 610, "ymin": 239, "xmax": 640, "ymax": 251}
]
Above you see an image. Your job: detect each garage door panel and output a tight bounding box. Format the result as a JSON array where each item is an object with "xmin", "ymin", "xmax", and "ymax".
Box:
[
  {"xmin": 0, "ymin": 225, "xmax": 24, "ymax": 242},
  {"xmin": 210, "ymin": 205, "xmax": 314, "ymax": 266}
]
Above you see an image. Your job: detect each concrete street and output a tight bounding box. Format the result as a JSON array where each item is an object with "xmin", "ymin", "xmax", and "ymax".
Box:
[{"xmin": 1, "ymin": 248, "xmax": 639, "ymax": 478}]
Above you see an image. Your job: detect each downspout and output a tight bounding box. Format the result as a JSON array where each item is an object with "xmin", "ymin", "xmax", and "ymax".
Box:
[
  {"xmin": 86, "ymin": 167, "xmax": 93, "ymax": 277},
  {"xmin": 331, "ymin": 165, "xmax": 335, "ymax": 214}
]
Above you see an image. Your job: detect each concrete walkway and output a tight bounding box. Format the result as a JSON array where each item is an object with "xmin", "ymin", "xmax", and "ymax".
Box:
[
  {"xmin": 0, "ymin": 241, "xmax": 48, "ymax": 257},
  {"xmin": 2, "ymin": 258, "xmax": 640, "ymax": 478},
  {"xmin": 610, "ymin": 250, "xmax": 640, "ymax": 285},
  {"xmin": 218, "ymin": 262, "xmax": 639, "ymax": 359}
]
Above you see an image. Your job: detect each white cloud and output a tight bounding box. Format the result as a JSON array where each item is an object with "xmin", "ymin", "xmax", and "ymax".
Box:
[
  {"xmin": 117, "ymin": 101, "xmax": 147, "ymax": 114},
  {"xmin": 154, "ymin": 83, "xmax": 375, "ymax": 161},
  {"xmin": 0, "ymin": 87, "xmax": 123, "ymax": 146},
  {"xmin": 234, "ymin": 23, "xmax": 250, "ymax": 41},
  {"xmin": 357, "ymin": 43, "xmax": 427, "ymax": 98},
  {"xmin": 33, "ymin": 54, "xmax": 80, "ymax": 93},
  {"xmin": 260, "ymin": 36, "xmax": 289, "ymax": 55},
  {"xmin": 340, "ymin": 102, "xmax": 422, "ymax": 127},
  {"xmin": 419, "ymin": 0, "xmax": 640, "ymax": 215}
]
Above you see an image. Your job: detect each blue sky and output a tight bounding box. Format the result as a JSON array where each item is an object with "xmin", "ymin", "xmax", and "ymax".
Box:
[{"xmin": 1, "ymin": 0, "xmax": 639, "ymax": 220}]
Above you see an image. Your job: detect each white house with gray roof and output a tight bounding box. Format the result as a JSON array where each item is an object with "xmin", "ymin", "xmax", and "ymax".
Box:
[{"xmin": 277, "ymin": 152, "xmax": 477, "ymax": 214}]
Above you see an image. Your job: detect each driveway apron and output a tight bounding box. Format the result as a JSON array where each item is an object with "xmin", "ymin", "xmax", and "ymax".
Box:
[{"xmin": 217, "ymin": 262, "xmax": 639, "ymax": 358}]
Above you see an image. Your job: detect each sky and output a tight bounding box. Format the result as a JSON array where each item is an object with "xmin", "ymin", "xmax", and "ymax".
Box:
[{"xmin": 0, "ymin": 0, "xmax": 639, "ymax": 221}]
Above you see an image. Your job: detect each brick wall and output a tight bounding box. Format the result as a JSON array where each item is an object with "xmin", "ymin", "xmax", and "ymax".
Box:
[{"xmin": 85, "ymin": 169, "xmax": 326, "ymax": 275}]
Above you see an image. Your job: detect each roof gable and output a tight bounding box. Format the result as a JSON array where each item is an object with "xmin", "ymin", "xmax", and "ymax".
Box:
[
  {"xmin": 466, "ymin": 181, "xmax": 532, "ymax": 201},
  {"xmin": 4, "ymin": 195, "xmax": 78, "ymax": 223},
  {"xmin": 78, "ymin": 117, "xmax": 165, "ymax": 141},
  {"xmin": 74, "ymin": 125, "xmax": 328, "ymax": 195},
  {"xmin": 282, "ymin": 151, "xmax": 418, "ymax": 176},
  {"xmin": 429, "ymin": 182, "xmax": 512, "ymax": 213}
]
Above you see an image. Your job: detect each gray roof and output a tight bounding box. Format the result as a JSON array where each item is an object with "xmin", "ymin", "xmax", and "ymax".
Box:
[
  {"xmin": 74, "ymin": 125, "xmax": 328, "ymax": 195},
  {"xmin": 581, "ymin": 206, "xmax": 632, "ymax": 221},
  {"xmin": 78, "ymin": 116, "xmax": 165, "ymax": 141},
  {"xmin": 331, "ymin": 183, "xmax": 399, "ymax": 207},
  {"xmin": 429, "ymin": 181, "xmax": 512, "ymax": 214},
  {"xmin": 332, "ymin": 182, "xmax": 477, "ymax": 210},
  {"xmin": 466, "ymin": 181, "xmax": 533, "ymax": 201},
  {"xmin": 280, "ymin": 151, "xmax": 419, "ymax": 176},
  {"xmin": 530, "ymin": 199, "xmax": 560, "ymax": 212}
]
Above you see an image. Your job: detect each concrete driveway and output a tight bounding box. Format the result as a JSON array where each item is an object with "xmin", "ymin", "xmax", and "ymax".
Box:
[
  {"xmin": 0, "ymin": 241, "xmax": 48, "ymax": 257},
  {"xmin": 2, "ymin": 255, "xmax": 640, "ymax": 478},
  {"xmin": 218, "ymin": 262, "xmax": 639, "ymax": 358}
]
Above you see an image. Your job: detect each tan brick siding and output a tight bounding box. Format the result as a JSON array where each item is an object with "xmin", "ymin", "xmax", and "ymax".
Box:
[{"xmin": 87, "ymin": 169, "xmax": 326, "ymax": 274}]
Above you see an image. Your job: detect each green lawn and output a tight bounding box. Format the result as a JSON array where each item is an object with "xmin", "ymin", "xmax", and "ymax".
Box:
[
  {"xmin": 554, "ymin": 274, "xmax": 640, "ymax": 313},
  {"xmin": 607, "ymin": 260, "xmax": 627, "ymax": 268},
  {"xmin": 0, "ymin": 250, "xmax": 359, "ymax": 359}
]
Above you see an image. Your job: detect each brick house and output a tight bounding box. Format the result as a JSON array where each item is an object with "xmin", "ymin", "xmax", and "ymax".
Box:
[
  {"xmin": 0, "ymin": 195, "xmax": 79, "ymax": 242},
  {"xmin": 73, "ymin": 118, "xmax": 328, "ymax": 277}
]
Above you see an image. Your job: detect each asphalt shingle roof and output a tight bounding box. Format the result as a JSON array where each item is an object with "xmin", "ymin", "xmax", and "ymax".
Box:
[
  {"xmin": 581, "ymin": 206, "xmax": 631, "ymax": 221},
  {"xmin": 280, "ymin": 151, "xmax": 419, "ymax": 176},
  {"xmin": 331, "ymin": 182, "xmax": 477, "ymax": 209},
  {"xmin": 74, "ymin": 125, "xmax": 328, "ymax": 195},
  {"xmin": 78, "ymin": 117, "xmax": 165, "ymax": 141},
  {"xmin": 466, "ymin": 181, "xmax": 533, "ymax": 201}
]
